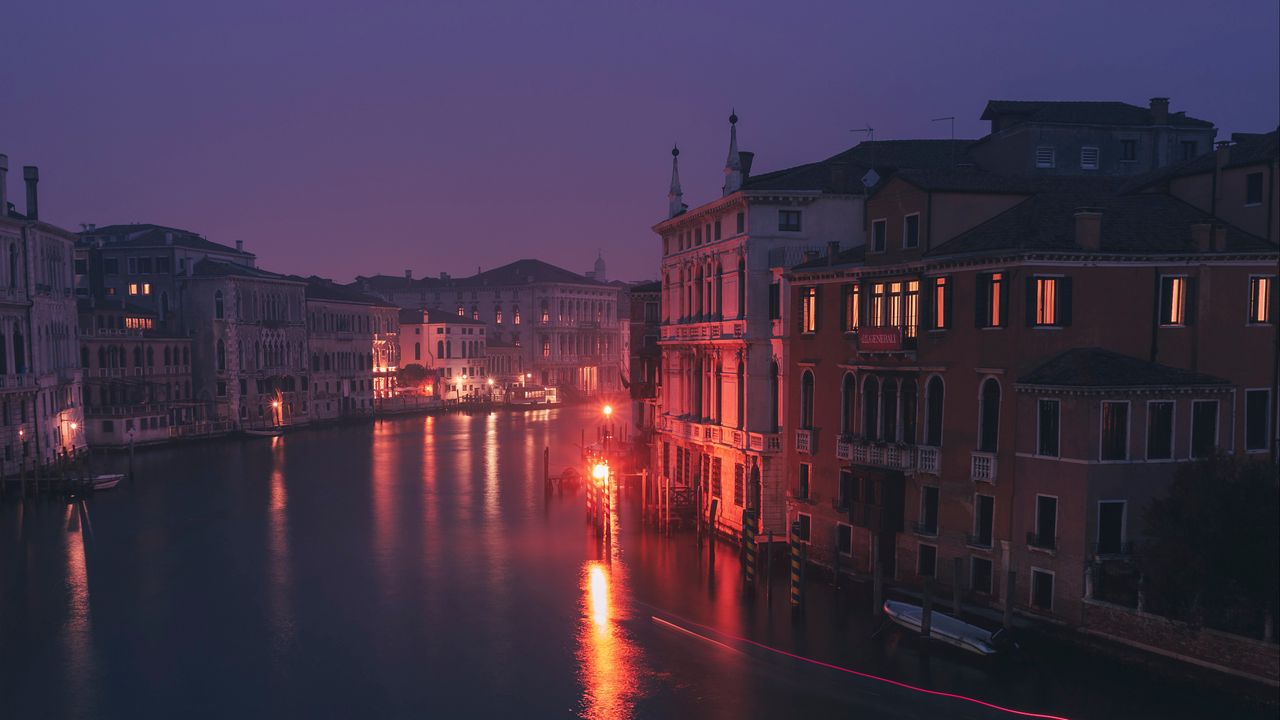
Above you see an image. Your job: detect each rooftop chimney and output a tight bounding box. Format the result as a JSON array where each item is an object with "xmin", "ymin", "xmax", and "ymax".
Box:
[
  {"xmin": 826, "ymin": 240, "xmax": 840, "ymax": 265},
  {"xmin": 22, "ymin": 165, "xmax": 38, "ymax": 220},
  {"xmin": 0, "ymin": 154, "xmax": 7, "ymax": 218},
  {"xmin": 1074, "ymin": 207, "xmax": 1103, "ymax": 250},
  {"xmin": 235, "ymin": 240, "xmax": 244, "ymax": 253},
  {"xmin": 1211, "ymin": 224, "xmax": 1228, "ymax": 252},
  {"xmin": 164, "ymin": 232, "xmax": 174, "ymax": 245},
  {"xmin": 404, "ymin": 269, "xmax": 412, "ymax": 279},
  {"xmin": 1191, "ymin": 222, "xmax": 1213, "ymax": 252},
  {"xmin": 803, "ymin": 249, "xmax": 820, "ymax": 264},
  {"xmin": 440, "ymin": 272, "xmax": 450, "ymax": 280},
  {"xmin": 1149, "ymin": 97, "xmax": 1169, "ymax": 124}
]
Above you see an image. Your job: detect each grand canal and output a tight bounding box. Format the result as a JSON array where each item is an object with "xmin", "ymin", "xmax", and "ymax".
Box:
[{"xmin": 0, "ymin": 407, "xmax": 1271, "ymax": 719}]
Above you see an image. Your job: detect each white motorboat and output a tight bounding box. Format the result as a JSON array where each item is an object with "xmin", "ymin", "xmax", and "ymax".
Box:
[
  {"xmin": 244, "ymin": 428, "xmax": 284, "ymax": 437},
  {"xmin": 92, "ymin": 473, "xmax": 124, "ymax": 491},
  {"xmin": 883, "ymin": 600, "xmax": 1005, "ymax": 656}
]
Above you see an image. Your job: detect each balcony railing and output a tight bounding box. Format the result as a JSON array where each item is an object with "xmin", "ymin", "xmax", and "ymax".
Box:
[
  {"xmin": 835, "ymin": 436, "xmax": 853, "ymax": 461},
  {"xmin": 1092, "ymin": 541, "xmax": 1136, "ymax": 558},
  {"xmin": 1027, "ymin": 532, "xmax": 1058, "ymax": 551},
  {"xmin": 0, "ymin": 374, "xmax": 36, "ymax": 389},
  {"xmin": 659, "ymin": 319, "xmax": 746, "ymax": 343},
  {"xmin": 916, "ymin": 446, "xmax": 940, "ymax": 475},
  {"xmin": 971, "ymin": 451, "xmax": 997, "ymax": 483},
  {"xmin": 849, "ymin": 439, "xmax": 915, "ymax": 471},
  {"xmin": 966, "ymin": 533, "xmax": 994, "ymax": 549},
  {"xmin": 748, "ymin": 432, "xmax": 782, "ymax": 454},
  {"xmin": 795, "ymin": 428, "xmax": 816, "ymax": 454},
  {"xmin": 912, "ymin": 521, "xmax": 938, "ymax": 537}
]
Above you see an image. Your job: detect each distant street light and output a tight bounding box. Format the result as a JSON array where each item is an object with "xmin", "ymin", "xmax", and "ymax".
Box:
[
  {"xmin": 602, "ymin": 404, "xmax": 613, "ymax": 417},
  {"xmin": 592, "ymin": 463, "xmax": 608, "ymax": 482}
]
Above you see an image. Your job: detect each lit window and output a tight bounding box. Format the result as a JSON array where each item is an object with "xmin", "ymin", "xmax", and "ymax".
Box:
[
  {"xmin": 800, "ymin": 287, "xmax": 817, "ymax": 333},
  {"xmin": 513, "ymin": 306, "xmax": 521, "ymax": 325},
  {"xmin": 887, "ymin": 282, "xmax": 902, "ymax": 328},
  {"xmin": 930, "ymin": 277, "xmax": 949, "ymax": 330},
  {"xmin": 1033, "ymin": 277, "xmax": 1068, "ymax": 327},
  {"xmin": 904, "ymin": 280, "xmax": 919, "ymax": 338},
  {"xmin": 903, "ymin": 214, "xmax": 920, "ymax": 249},
  {"xmin": 871, "ymin": 283, "xmax": 885, "ymax": 326},
  {"xmin": 1249, "ymin": 276, "xmax": 1274, "ymax": 324},
  {"xmin": 843, "ymin": 284, "xmax": 860, "ymax": 332},
  {"xmin": 142, "ymin": 283, "xmax": 151, "ymax": 295},
  {"xmin": 128, "ymin": 283, "xmax": 139, "ymax": 296},
  {"xmin": 1159, "ymin": 276, "xmax": 1187, "ymax": 326},
  {"xmin": 977, "ymin": 272, "xmax": 1004, "ymax": 327}
]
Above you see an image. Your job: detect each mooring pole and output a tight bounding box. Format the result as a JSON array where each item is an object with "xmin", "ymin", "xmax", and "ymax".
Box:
[
  {"xmin": 921, "ymin": 577, "xmax": 934, "ymax": 641},
  {"xmin": 952, "ymin": 557, "xmax": 964, "ymax": 618}
]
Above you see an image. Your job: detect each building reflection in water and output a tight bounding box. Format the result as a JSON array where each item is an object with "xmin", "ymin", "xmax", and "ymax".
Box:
[
  {"xmin": 268, "ymin": 438, "xmax": 294, "ymax": 655},
  {"xmin": 577, "ymin": 561, "xmax": 641, "ymax": 720}
]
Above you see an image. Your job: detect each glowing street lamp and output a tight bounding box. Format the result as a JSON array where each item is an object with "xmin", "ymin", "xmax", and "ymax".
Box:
[
  {"xmin": 602, "ymin": 404, "xmax": 613, "ymax": 417},
  {"xmin": 592, "ymin": 463, "xmax": 608, "ymax": 482}
]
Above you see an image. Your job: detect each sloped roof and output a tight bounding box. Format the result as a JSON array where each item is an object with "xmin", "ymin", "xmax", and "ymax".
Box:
[
  {"xmin": 79, "ymin": 223, "xmax": 253, "ymax": 257},
  {"xmin": 192, "ymin": 258, "xmax": 298, "ymax": 282},
  {"xmin": 1124, "ymin": 128, "xmax": 1279, "ymax": 191},
  {"xmin": 465, "ymin": 259, "xmax": 603, "ymax": 287},
  {"xmin": 1018, "ymin": 347, "xmax": 1229, "ymax": 388},
  {"xmin": 890, "ymin": 169, "xmax": 1127, "ymax": 196},
  {"xmin": 928, "ymin": 192, "xmax": 1274, "ymax": 257},
  {"xmin": 299, "ymin": 276, "xmax": 395, "ymax": 306},
  {"xmin": 981, "ymin": 100, "xmax": 1214, "ymax": 129},
  {"xmin": 629, "ymin": 280, "xmax": 661, "ymax": 293},
  {"xmin": 742, "ymin": 139, "xmax": 977, "ymax": 194}
]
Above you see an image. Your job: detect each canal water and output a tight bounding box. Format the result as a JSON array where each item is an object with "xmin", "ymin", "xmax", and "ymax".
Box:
[{"xmin": 0, "ymin": 406, "xmax": 1272, "ymax": 719}]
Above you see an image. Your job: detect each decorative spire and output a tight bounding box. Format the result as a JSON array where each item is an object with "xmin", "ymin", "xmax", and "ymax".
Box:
[
  {"xmin": 722, "ymin": 109, "xmax": 742, "ymax": 196},
  {"xmin": 668, "ymin": 144, "xmax": 686, "ymax": 218}
]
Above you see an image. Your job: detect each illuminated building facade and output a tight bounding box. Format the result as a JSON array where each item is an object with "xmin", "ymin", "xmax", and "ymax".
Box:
[{"xmin": 303, "ymin": 278, "xmax": 399, "ymax": 421}]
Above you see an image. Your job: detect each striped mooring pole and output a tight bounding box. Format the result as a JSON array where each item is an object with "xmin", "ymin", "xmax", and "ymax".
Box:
[
  {"xmin": 585, "ymin": 470, "xmax": 595, "ymax": 524},
  {"xmin": 741, "ymin": 509, "xmax": 758, "ymax": 587},
  {"xmin": 789, "ymin": 520, "xmax": 804, "ymax": 607}
]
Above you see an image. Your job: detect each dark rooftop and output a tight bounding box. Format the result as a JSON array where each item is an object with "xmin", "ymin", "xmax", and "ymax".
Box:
[
  {"xmin": 79, "ymin": 223, "xmax": 253, "ymax": 257},
  {"xmin": 192, "ymin": 259, "xmax": 298, "ymax": 281},
  {"xmin": 1124, "ymin": 128, "xmax": 1279, "ymax": 191},
  {"xmin": 981, "ymin": 100, "xmax": 1214, "ymax": 129},
  {"xmin": 742, "ymin": 139, "xmax": 977, "ymax": 194},
  {"xmin": 1018, "ymin": 347, "xmax": 1230, "ymax": 388},
  {"xmin": 298, "ymin": 276, "xmax": 395, "ymax": 306}
]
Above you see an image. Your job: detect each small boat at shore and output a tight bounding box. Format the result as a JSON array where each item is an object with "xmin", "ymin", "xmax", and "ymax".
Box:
[
  {"xmin": 883, "ymin": 600, "xmax": 1007, "ymax": 656},
  {"xmin": 92, "ymin": 473, "xmax": 124, "ymax": 491},
  {"xmin": 244, "ymin": 428, "xmax": 285, "ymax": 438}
]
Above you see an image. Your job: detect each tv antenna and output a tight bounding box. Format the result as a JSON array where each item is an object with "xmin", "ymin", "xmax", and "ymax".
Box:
[{"xmin": 931, "ymin": 116, "xmax": 955, "ymax": 140}]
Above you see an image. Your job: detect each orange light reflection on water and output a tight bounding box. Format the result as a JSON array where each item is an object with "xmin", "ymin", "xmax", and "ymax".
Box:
[{"xmin": 577, "ymin": 561, "xmax": 640, "ymax": 720}]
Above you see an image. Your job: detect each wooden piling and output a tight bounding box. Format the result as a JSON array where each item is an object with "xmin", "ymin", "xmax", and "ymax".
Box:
[
  {"xmin": 871, "ymin": 534, "xmax": 883, "ymax": 618},
  {"xmin": 921, "ymin": 578, "xmax": 934, "ymax": 641},
  {"xmin": 1003, "ymin": 568, "xmax": 1016, "ymax": 629}
]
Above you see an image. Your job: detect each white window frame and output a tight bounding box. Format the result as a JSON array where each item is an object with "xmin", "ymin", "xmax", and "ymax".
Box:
[
  {"xmin": 1244, "ymin": 388, "xmax": 1271, "ymax": 453},
  {"xmin": 797, "ymin": 511, "xmax": 812, "ymax": 544},
  {"xmin": 836, "ymin": 522, "xmax": 854, "ymax": 557},
  {"xmin": 1033, "ymin": 493, "xmax": 1059, "ymax": 548},
  {"xmin": 1035, "ymin": 146, "xmax": 1056, "ymax": 169},
  {"xmin": 1144, "ymin": 399, "xmax": 1177, "ymax": 462},
  {"xmin": 1035, "ymin": 397, "xmax": 1061, "ymax": 458},
  {"xmin": 1079, "ymin": 146, "xmax": 1100, "ymax": 170},
  {"xmin": 970, "ymin": 556, "xmax": 993, "ymax": 594},
  {"xmin": 871, "ymin": 218, "xmax": 888, "ymax": 253},
  {"xmin": 1190, "ymin": 399, "xmax": 1220, "ymax": 459},
  {"xmin": 902, "ymin": 213, "xmax": 921, "ymax": 250},
  {"xmin": 1030, "ymin": 567, "xmax": 1055, "ymax": 611},
  {"xmin": 1096, "ymin": 499, "xmax": 1128, "ymax": 551},
  {"xmin": 1099, "ymin": 400, "xmax": 1131, "ymax": 462}
]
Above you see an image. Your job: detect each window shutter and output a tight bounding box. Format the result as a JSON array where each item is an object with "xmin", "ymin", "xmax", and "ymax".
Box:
[
  {"xmin": 975, "ymin": 274, "xmax": 989, "ymax": 327},
  {"xmin": 920, "ymin": 280, "xmax": 933, "ymax": 329},
  {"xmin": 1025, "ymin": 276, "xmax": 1037, "ymax": 326},
  {"xmin": 1059, "ymin": 277, "xmax": 1072, "ymax": 326},
  {"xmin": 1184, "ymin": 277, "xmax": 1197, "ymax": 325},
  {"xmin": 1158, "ymin": 277, "xmax": 1173, "ymax": 325},
  {"xmin": 998, "ymin": 274, "xmax": 1010, "ymax": 327},
  {"xmin": 814, "ymin": 285, "xmax": 821, "ymax": 330},
  {"xmin": 943, "ymin": 278, "xmax": 953, "ymax": 329}
]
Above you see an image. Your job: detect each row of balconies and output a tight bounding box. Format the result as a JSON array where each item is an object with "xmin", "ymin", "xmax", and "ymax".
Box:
[
  {"xmin": 654, "ymin": 414, "xmax": 782, "ymax": 454},
  {"xmin": 0, "ymin": 374, "xmax": 37, "ymax": 389},
  {"xmin": 803, "ymin": 430, "xmax": 998, "ymax": 483},
  {"xmin": 658, "ymin": 319, "xmax": 746, "ymax": 343},
  {"xmin": 90, "ymin": 366, "xmax": 193, "ymax": 378}
]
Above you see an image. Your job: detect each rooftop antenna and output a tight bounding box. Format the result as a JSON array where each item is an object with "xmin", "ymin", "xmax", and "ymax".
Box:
[
  {"xmin": 849, "ymin": 126, "xmax": 878, "ymax": 237},
  {"xmin": 931, "ymin": 116, "xmax": 956, "ymax": 140}
]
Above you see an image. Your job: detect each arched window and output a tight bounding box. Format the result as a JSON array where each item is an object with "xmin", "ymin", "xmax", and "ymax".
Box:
[
  {"xmin": 81, "ymin": 346, "xmax": 89, "ymax": 369},
  {"xmin": 216, "ymin": 340, "xmax": 226, "ymax": 371},
  {"xmin": 146, "ymin": 347, "xmax": 155, "ymax": 367},
  {"xmin": 414, "ymin": 342, "xmax": 421, "ymax": 361},
  {"xmin": 97, "ymin": 347, "xmax": 106, "ymax": 370},
  {"xmin": 979, "ymin": 378, "xmax": 1001, "ymax": 452},
  {"xmin": 800, "ymin": 370, "xmax": 815, "ymax": 430},
  {"xmin": 882, "ymin": 378, "xmax": 899, "ymax": 443},
  {"xmin": 163, "ymin": 347, "xmax": 171, "ymax": 366},
  {"xmin": 736, "ymin": 360, "xmax": 745, "ymax": 429},
  {"xmin": 863, "ymin": 377, "xmax": 880, "ymax": 440},
  {"xmin": 769, "ymin": 360, "xmax": 780, "ymax": 431},
  {"xmin": 133, "ymin": 346, "xmax": 143, "ymax": 368},
  {"xmin": 925, "ymin": 376, "xmax": 945, "ymax": 447},
  {"xmin": 901, "ymin": 378, "xmax": 918, "ymax": 444},
  {"xmin": 437, "ymin": 341, "xmax": 444, "ymax": 359},
  {"xmin": 11, "ymin": 332, "xmax": 22, "ymax": 373},
  {"xmin": 446, "ymin": 340, "xmax": 452, "ymax": 358},
  {"xmin": 840, "ymin": 372, "xmax": 856, "ymax": 435},
  {"xmin": 214, "ymin": 290, "xmax": 224, "ymax": 319}
]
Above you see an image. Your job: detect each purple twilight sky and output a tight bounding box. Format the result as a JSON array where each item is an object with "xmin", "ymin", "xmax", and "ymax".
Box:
[{"xmin": 3, "ymin": 0, "xmax": 1277, "ymax": 283}]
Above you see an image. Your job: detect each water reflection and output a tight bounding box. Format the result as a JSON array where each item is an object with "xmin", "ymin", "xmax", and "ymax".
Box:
[
  {"xmin": 62, "ymin": 502, "xmax": 97, "ymax": 715},
  {"xmin": 577, "ymin": 561, "xmax": 641, "ymax": 720},
  {"xmin": 268, "ymin": 440, "xmax": 294, "ymax": 655}
]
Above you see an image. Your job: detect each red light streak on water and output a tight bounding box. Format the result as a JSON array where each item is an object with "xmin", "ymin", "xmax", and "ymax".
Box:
[{"xmin": 651, "ymin": 611, "xmax": 1071, "ymax": 720}]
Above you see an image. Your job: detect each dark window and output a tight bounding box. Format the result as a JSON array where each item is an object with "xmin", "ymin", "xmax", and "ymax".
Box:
[
  {"xmin": 973, "ymin": 495, "xmax": 994, "ymax": 547},
  {"xmin": 778, "ymin": 210, "xmax": 801, "ymax": 232},
  {"xmin": 881, "ymin": 379, "xmax": 898, "ymax": 443},
  {"xmin": 837, "ymin": 470, "xmax": 855, "ymax": 510},
  {"xmin": 1097, "ymin": 501, "xmax": 1126, "ymax": 555},
  {"xmin": 837, "ymin": 524, "xmax": 853, "ymax": 556},
  {"xmin": 768, "ymin": 282, "xmax": 780, "ymax": 320},
  {"xmin": 1031, "ymin": 570, "xmax": 1054, "ymax": 610},
  {"xmin": 1246, "ymin": 390, "xmax": 1271, "ymax": 451},
  {"xmin": 103, "ymin": 258, "xmax": 119, "ymax": 275},
  {"xmin": 1037, "ymin": 399, "xmax": 1060, "ymax": 457},
  {"xmin": 901, "ymin": 379, "xmax": 918, "ymax": 444},
  {"xmin": 797, "ymin": 463, "xmax": 810, "ymax": 500},
  {"xmin": 1034, "ymin": 495, "xmax": 1057, "ymax": 548},
  {"xmin": 840, "ymin": 373, "xmax": 856, "ymax": 434},
  {"xmin": 863, "ymin": 378, "xmax": 879, "ymax": 440},
  {"xmin": 971, "ymin": 558, "xmax": 993, "ymax": 594},
  {"xmin": 796, "ymin": 513, "xmax": 811, "ymax": 543},
  {"xmin": 800, "ymin": 371, "xmax": 814, "ymax": 429},
  {"xmin": 978, "ymin": 378, "xmax": 1000, "ymax": 452},
  {"xmin": 736, "ymin": 212, "xmax": 745, "ymax": 234},
  {"xmin": 1181, "ymin": 141, "xmax": 1198, "ymax": 161},
  {"xmin": 925, "ymin": 376, "xmax": 944, "ymax": 446},
  {"xmin": 920, "ymin": 486, "xmax": 939, "ymax": 534},
  {"xmin": 1191, "ymin": 400, "xmax": 1218, "ymax": 458},
  {"xmin": 1146, "ymin": 401, "xmax": 1174, "ymax": 460},
  {"xmin": 1120, "ymin": 139, "xmax": 1137, "ymax": 162},
  {"xmin": 917, "ymin": 544, "xmax": 937, "ymax": 577},
  {"xmin": 1245, "ymin": 172, "xmax": 1263, "ymax": 205},
  {"xmin": 733, "ymin": 463, "xmax": 744, "ymax": 506},
  {"xmin": 903, "ymin": 214, "xmax": 920, "ymax": 249},
  {"xmin": 714, "ymin": 220, "xmax": 722, "ymax": 240},
  {"xmin": 872, "ymin": 220, "xmax": 886, "ymax": 252},
  {"xmin": 74, "ymin": 259, "xmax": 87, "ymax": 275},
  {"xmin": 1100, "ymin": 401, "xmax": 1129, "ymax": 460}
]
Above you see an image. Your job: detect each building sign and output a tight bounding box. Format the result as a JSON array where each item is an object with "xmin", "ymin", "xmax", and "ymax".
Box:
[{"xmin": 859, "ymin": 326, "xmax": 902, "ymax": 351}]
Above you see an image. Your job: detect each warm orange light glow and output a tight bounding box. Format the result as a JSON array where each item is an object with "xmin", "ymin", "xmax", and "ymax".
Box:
[
  {"xmin": 578, "ymin": 561, "xmax": 638, "ymax": 719},
  {"xmin": 602, "ymin": 404, "xmax": 613, "ymax": 417},
  {"xmin": 487, "ymin": 378, "xmax": 494, "ymax": 385},
  {"xmin": 588, "ymin": 564, "xmax": 609, "ymax": 628},
  {"xmin": 592, "ymin": 463, "xmax": 608, "ymax": 481},
  {"xmin": 272, "ymin": 400, "xmax": 282, "ymax": 409},
  {"xmin": 69, "ymin": 422, "xmax": 78, "ymax": 431}
]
